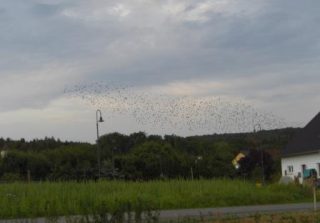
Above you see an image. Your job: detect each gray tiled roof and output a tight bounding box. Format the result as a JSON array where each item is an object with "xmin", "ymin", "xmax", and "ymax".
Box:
[{"xmin": 282, "ymin": 112, "xmax": 320, "ymax": 157}]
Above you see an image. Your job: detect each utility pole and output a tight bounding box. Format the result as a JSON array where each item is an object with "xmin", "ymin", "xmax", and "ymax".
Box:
[
  {"xmin": 96, "ymin": 109, "xmax": 104, "ymax": 179},
  {"xmin": 254, "ymin": 124, "xmax": 265, "ymax": 185}
]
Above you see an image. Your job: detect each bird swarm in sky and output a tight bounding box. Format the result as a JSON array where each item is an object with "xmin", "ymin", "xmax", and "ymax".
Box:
[{"xmin": 64, "ymin": 82, "xmax": 288, "ymax": 134}]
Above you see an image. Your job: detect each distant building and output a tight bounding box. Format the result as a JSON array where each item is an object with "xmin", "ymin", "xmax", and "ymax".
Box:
[
  {"xmin": 281, "ymin": 112, "xmax": 320, "ymax": 184},
  {"xmin": 0, "ymin": 144, "xmax": 9, "ymax": 159},
  {"xmin": 0, "ymin": 150, "xmax": 7, "ymax": 159},
  {"xmin": 232, "ymin": 151, "xmax": 247, "ymax": 169}
]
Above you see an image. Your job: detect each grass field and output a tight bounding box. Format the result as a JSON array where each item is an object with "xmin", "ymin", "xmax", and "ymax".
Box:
[{"xmin": 0, "ymin": 179, "xmax": 313, "ymax": 219}]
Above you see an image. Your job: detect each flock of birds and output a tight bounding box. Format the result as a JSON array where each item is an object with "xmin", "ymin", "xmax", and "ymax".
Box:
[{"xmin": 64, "ymin": 82, "xmax": 290, "ymax": 134}]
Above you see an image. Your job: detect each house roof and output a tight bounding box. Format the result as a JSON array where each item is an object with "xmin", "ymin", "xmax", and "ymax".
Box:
[{"xmin": 282, "ymin": 112, "xmax": 320, "ymax": 157}]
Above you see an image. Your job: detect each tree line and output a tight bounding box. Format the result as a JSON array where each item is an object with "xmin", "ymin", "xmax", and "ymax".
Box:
[{"xmin": 0, "ymin": 128, "xmax": 298, "ymax": 182}]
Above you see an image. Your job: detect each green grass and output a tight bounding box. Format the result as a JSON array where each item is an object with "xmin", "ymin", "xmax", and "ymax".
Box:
[{"xmin": 0, "ymin": 179, "xmax": 313, "ymax": 219}]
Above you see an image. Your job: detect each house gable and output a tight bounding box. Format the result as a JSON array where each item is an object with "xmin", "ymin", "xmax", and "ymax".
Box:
[{"xmin": 282, "ymin": 112, "xmax": 320, "ymax": 157}]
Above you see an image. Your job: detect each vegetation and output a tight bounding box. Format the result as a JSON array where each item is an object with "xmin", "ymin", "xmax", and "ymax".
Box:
[
  {"xmin": 0, "ymin": 179, "xmax": 312, "ymax": 219},
  {"xmin": 0, "ymin": 128, "xmax": 299, "ymax": 182},
  {"xmin": 0, "ymin": 129, "xmax": 305, "ymax": 220}
]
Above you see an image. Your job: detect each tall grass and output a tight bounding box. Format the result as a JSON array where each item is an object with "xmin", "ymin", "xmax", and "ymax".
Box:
[{"xmin": 0, "ymin": 179, "xmax": 312, "ymax": 219}]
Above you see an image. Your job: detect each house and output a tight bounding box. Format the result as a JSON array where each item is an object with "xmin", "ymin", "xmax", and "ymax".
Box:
[
  {"xmin": 281, "ymin": 112, "xmax": 320, "ymax": 184},
  {"xmin": 232, "ymin": 151, "xmax": 247, "ymax": 169},
  {"xmin": 0, "ymin": 144, "xmax": 9, "ymax": 159},
  {"xmin": 0, "ymin": 150, "xmax": 7, "ymax": 159}
]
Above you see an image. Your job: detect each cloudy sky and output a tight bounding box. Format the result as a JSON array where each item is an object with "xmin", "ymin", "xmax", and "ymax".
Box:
[{"xmin": 1, "ymin": 0, "xmax": 320, "ymax": 142}]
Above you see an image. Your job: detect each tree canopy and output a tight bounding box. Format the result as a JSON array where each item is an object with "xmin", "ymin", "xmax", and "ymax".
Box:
[{"xmin": 0, "ymin": 128, "xmax": 298, "ymax": 182}]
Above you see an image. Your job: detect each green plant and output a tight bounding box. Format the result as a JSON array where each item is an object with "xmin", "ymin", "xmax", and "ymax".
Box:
[{"xmin": 0, "ymin": 180, "xmax": 314, "ymax": 219}]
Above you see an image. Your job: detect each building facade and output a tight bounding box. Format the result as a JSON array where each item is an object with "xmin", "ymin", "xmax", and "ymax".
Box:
[
  {"xmin": 282, "ymin": 152, "xmax": 320, "ymax": 184},
  {"xmin": 281, "ymin": 112, "xmax": 320, "ymax": 184}
]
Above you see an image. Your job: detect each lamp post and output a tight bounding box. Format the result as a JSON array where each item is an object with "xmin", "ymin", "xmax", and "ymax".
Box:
[
  {"xmin": 112, "ymin": 146, "xmax": 117, "ymax": 179},
  {"xmin": 96, "ymin": 109, "xmax": 104, "ymax": 179},
  {"xmin": 253, "ymin": 124, "xmax": 265, "ymax": 185},
  {"xmin": 191, "ymin": 156, "xmax": 203, "ymax": 180},
  {"xmin": 156, "ymin": 154, "xmax": 164, "ymax": 178},
  {"xmin": 195, "ymin": 156, "xmax": 203, "ymax": 179}
]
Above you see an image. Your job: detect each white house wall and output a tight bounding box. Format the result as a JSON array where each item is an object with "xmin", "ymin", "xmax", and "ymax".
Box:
[{"xmin": 281, "ymin": 152, "xmax": 320, "ymax": 184}]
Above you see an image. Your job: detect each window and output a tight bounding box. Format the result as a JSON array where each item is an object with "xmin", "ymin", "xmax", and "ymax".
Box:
[{"xmin": 288, "ymin": 166, "xmax": 294, "ymax": 173}]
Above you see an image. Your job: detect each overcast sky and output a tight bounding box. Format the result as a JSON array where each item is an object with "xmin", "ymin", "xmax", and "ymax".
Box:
[{"xmin": 1, "ymin": 0, "xmax": 320, "ymax": 142}]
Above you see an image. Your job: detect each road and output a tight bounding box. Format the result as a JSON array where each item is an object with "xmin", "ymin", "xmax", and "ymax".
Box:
[
  {"xmin": 1, "ymin": 202, "xmax": 319, "ymax": 222},
  {"xmin": 158, "ymin": 202, "xmax": 318, "ymax": 220}
]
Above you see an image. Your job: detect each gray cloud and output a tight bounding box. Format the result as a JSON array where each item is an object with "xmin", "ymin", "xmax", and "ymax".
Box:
[
  {"xmin": 31, "ymin": 3, "xmax": 64, "ymax": 17},
  {"xmin": 0, "ymin": 8, "xmax": 5, "ymax": 15},
  {"xmin": 1, "ymin": 0, "xmax": 320, "ymax": 140}
]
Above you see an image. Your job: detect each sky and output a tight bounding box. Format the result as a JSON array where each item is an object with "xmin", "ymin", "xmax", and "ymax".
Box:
[{"xmin": 1, "ymin": 0, "xmax": 320, "ymax": 143}]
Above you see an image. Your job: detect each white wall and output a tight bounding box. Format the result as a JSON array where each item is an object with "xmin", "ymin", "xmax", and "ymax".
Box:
[
  {"xmin": 0, "ymin": 150, "xmax": 7, "ymax": 159},
  {"xmin": 281, "ymin": 152, "xmax": 320, "ymax": 184}
]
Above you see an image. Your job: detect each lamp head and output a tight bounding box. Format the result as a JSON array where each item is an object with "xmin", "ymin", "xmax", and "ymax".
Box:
[{"xmin": 99, "ymin": 116, "xmax": 104, "ymax": 123}]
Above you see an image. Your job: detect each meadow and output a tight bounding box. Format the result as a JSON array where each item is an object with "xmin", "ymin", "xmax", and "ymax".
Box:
[{"xmin": 0, "ymin": 179, "xmax": 313, "ymax": 219}]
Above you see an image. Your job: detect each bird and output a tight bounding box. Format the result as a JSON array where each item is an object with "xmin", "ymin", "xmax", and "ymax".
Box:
[{"xmin": 63, "ymin": 81, "xmax": 291, "ymax": 135}]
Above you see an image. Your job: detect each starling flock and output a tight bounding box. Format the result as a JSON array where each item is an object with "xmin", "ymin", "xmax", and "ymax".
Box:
[{"xmin": 64, "ymin": 82, "xmax": 289, "ymax": 134}]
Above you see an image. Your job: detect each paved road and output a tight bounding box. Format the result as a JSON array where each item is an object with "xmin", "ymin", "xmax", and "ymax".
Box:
[
  {"xmin": 1, "ymin": 202, "xmax": 319, "ymax": 222},
  {"xmin": 158, "ymin": 202, "xmax": 319, "ymax": 220}
]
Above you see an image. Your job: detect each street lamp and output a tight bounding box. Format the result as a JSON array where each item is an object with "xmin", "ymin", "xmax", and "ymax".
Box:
[
  {"xmin": 96, "ymin": 109, "xmax": 104, "ymax": 178},
  {"xmin": 157, "ymin": 154, "xmax": 164, "ymax": 178},
  {"xmin": 253, "ymin": 123, "xmax": 265, "ymax": 185},
  {"xmin": 191, "ymin": 156, "xmax": 203, "ymax": 180}
]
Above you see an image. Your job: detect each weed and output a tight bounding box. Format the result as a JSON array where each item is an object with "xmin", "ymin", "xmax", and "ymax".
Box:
[{"xmin": 0, "ymin": 180, "xmax": 313, "ymax": 219}]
